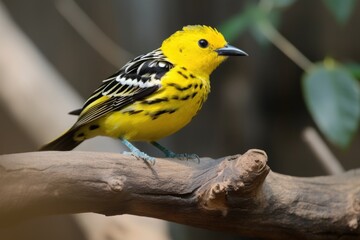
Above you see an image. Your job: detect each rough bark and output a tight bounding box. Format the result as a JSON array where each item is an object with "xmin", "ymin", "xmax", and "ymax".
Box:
[{"xmin": 0, "ymin": 149, "xmax": 359, "ymax": 239}]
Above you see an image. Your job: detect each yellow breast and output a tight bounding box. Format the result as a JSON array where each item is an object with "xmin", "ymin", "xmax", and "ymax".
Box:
[{"xmin": 92, "ymin": 66, "xmax": 210, "ymax": 141}]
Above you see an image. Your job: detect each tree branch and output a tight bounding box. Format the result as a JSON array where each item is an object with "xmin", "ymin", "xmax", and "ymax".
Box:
[{"xmin": 1, "ymin": 149, "xmax": 359, "ymax": 239}]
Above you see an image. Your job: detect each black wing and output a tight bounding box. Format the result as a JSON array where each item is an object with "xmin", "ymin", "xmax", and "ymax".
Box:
[{"xmin": 71, "ymin": 49, "xmax": 173, "ymax": 128}]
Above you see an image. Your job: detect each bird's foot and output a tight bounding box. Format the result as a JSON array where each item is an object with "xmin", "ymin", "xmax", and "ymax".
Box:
[
  {"xmin": 120, "ymin": 138, "xmax": 156, "ymax": 165},
  {"xmin": 150, "ymin": 141, "xmax": 200, "ymax": 163},
  {"xmin": 165, "ymin": 151, "xmax": 200, "ymax": 163},
  {"xmin": 123, "ymin": 150, "xmax": 156, "ymax": 165}
]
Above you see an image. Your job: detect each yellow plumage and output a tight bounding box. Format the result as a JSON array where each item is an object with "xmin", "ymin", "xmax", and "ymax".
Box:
[{"xmin": 40, "ymin": 25, "xmax": 247, "ymax": 163}]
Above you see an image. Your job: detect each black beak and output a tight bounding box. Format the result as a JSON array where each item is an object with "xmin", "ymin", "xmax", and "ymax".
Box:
[{"xmin": 216, "ymin": 44, "xmax": 248, "ymax": 56}]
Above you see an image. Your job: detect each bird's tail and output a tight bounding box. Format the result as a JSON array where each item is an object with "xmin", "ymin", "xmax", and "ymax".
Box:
[{"xmin": 39, "ymin": 129, "xmax": 82, "ymax": 151}]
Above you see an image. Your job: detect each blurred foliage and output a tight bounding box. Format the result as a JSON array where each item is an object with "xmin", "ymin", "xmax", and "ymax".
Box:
[
  {"xmin": 322, "ymin": 0, "xmax": 356, "ymax": 24},
  {"xmin": 219, "ymin": 0, "xmax": 360, "ymax": 148},
  {"xmin": 219, "ymin": 4, "xmax": 279, "ymax": 45},
  {"xmin": 344, "ymin": 62, "xmax": 360, "ymax": 80},
  {"xmin": 303, "ymin": 60, "xmax": 360, "ymax": 148}
]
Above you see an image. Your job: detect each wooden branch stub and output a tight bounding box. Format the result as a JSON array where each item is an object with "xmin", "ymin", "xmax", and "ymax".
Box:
[
  {"xmin": 197, "ymin": 149, "xmax": 269, "ymax": 214},
  {"xmin": 1, "ymin": 150, "xmax": 360, "ymax": 239}
]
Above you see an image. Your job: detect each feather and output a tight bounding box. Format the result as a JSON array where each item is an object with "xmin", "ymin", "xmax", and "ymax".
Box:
[{"xmin": 70, "ymin": 49, "xmax": 173, "ymax": 129}]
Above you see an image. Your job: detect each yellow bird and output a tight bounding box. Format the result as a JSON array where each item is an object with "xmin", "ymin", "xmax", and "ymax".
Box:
[{"xmin": 40, "ymin": 25, "xmax": 247, "ymax": 164}]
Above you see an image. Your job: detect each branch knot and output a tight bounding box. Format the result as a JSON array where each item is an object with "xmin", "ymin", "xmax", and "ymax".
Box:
[
  {"xmin": 197, "ymin": 149, "xmax": 269, "ymax": 215},
  {"xmin": 109, "ymin": 176, "xmax": 126, "ymax": 192}
]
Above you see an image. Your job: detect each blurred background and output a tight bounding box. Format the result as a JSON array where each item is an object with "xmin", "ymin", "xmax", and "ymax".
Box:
[{"xmin": 0, "ymin": 0, "xmax": 359, "ymax": 239}]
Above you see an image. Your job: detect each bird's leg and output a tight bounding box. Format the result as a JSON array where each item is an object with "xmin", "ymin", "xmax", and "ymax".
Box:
[
  {"xmin": 120, "ymin": 138, "xmax": 155, "ymax": 165},
  {"xmin": 150, "ymin": 141, "xmax": 199, "ymax": 162}
]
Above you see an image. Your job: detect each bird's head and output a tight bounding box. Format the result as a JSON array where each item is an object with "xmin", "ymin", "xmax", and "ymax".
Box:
[{"xmin": 161, "ymin": 25, "xmax": 247, "ymax": 77}]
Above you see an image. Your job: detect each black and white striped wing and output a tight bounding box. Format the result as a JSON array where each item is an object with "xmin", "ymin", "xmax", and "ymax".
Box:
[{"xmin": 72, "ymin": 49, "xmax": 173, "ymax": 128}]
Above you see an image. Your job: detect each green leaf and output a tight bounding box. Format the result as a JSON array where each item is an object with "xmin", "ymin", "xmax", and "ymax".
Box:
[
  {"xmin": 219, "ymin": 8, "xmax": 253, "ymax": 42},
  {"xmin": 344, "ymin": 62, "xmax": 360, "ymax": 80},
  {"xmin": 302, "ymin": 63, "xmax": 360, "ymax": 148},
  {"xmin": 219, "ymin": 5, "xmax": 280, "ymax": 45},
  {"xmin": 219, "ymin": 4, "xmax": 266, "ymax": 43},
  {"xmin": 322, "ymin": 0, "xmax": 356, "ymax": 24}
]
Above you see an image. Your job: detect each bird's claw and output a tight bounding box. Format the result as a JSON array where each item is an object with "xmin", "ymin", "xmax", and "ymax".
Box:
[
  {"xmin": 123, "ymin": 151, "xmax": 156, "ymax": 165},
  {"xmin": 166, "ymin": 152, "xmax": 200, "ymax": 163}
]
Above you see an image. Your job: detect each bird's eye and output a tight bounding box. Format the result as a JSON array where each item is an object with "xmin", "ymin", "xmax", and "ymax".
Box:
[{"xmin": 198, "ymin": 39, "xmax": 208, "ymax": 48}]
